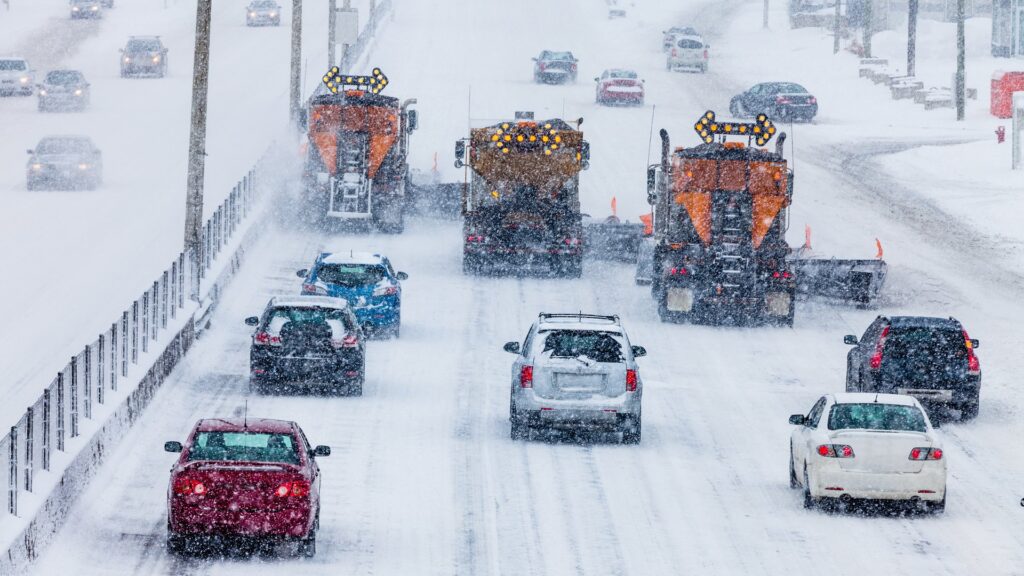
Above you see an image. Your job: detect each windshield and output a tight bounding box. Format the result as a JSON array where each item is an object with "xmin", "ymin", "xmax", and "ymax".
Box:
[
  {"xmin": 127, "ymin": 40, "xmax": 162, "ymax": 51},
  {"xmin": 264, "ymin": 306, "xmax": 352, "ymax": 335},
  {"xmin": 316, "ymin": 263, "xmax": 387, "ymax": 287},
  {"xmin": 0, "ymin": 60, "xmax": 26, "ymax": 71},
  {"xmin": 45, "ymin": 71, "xmax": 82, "ymax": 84},
  {"xmin": 186, "ymin": 432, "xmax": 300, "ymax": 464},
  {"xmin": 827, "ymin": 403, "xmax": 927, "ymax": 433},
  {"xmin": 36, "ymin": 139, "xmax": 91, "ymax": 154},
  {"xmin": 540, "ymin": 330, "xmax": 624, "ymax": 363}
]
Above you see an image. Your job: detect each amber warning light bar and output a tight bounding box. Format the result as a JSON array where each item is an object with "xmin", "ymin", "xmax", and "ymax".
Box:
[
  {"xmin": 694, "ymin": 110, "xmax": 776, "ymax": 146},
  {"xmin": 322, "ymin": 66, "xmax": 389, "ymax": 95}
]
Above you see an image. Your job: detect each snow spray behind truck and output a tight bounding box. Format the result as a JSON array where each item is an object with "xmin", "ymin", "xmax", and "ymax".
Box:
[{"xmin": 454, "ymin": 112, "xmax": 591, "ymax": 277}]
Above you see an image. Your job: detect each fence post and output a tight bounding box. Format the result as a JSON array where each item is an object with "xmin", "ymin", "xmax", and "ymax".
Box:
[
  {"xmin": 70, "ymin": 357, "xmax": 79, "ymax": 438},
  {"xmin": 56, "ymin": 373, "xmax": 65, "ymax": 452},
  {"xmin": 170, "ymin": 262, "xmax": 178, "ymax": 319},
  {"xmin": 131, "ymin": 301, "xmax": 139, "ymax": 364},
  {"xmin": 8, "ymin": 427, "xmax": 17, "ymax": 516},
  {"xmin": 152, "ymin": 282, "xmax": 160, "ymax": 340},
  {"xmin": 84, "ymin": 345, "xmax": 92, "ymax": 420},
  {"xmin": 42, "ymin": 389, "xmax": 50, "ymax": 471},
  {"xmin": 24, "ymin": 407, "xmax": 32, "ymax": 493},
  {"xmin": 161, "ymin": 272, "xmax": 169, "ymax": 328},
  {"xmin": 141, "ymin": 293, "xmax": 150, "ymax": 354},
  {"xmin": 178, "ymin": 253, "xmax": 186, "ymax": 307},
  {"xmin": 97, "ymin": 334, "xmax": 105, "ymax": 406}
]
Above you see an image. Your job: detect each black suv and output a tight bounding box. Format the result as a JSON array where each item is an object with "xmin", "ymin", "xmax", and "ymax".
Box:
[
  {"xmin": 120, "ymin": 36, "xmax": 168, "ymax": 78},
  {"xmin": 844, "ymin": 316, "xmax": 981, "ymax": 420},
  {"xmin": 245, "ymin": 296, "xmax": 366, "ymax": 395}
]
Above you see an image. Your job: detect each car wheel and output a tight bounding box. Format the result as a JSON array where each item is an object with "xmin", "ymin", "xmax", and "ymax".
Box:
[
  {"xmin": 348, "ymin": 372, "xmax": 363, "ymax": 397},
  {"xmin": 510, "ymin": 402, "xmax": 528, "ymax": 441},
  {"xmin": 803, "ymin": 467, "xmax": 816, "ymax": 509},
  {"xmin": 960, "ymin": 399, "xmax": 979, "ymax": 420},
  {"xmin": 845, "ymin": 360, "xmax": 857, "ymax": 392},
  {"xmin": 789, "ymin": 446, "xmax": 799, "ymax": 489},
  {"xmin": 166, "ymin": 533, "xmax": 187, "ymax": 555},
  {"xmin": 665, "ymin": 60, "xmax": 672, "ymax": 71},
  {"xmin": 299, "ymin": 531, "xmax": 316, "ymax": 558},
  {"xmin": 700, "ymin": 64, "xmax": 708, "ymax": 73},
  {"xmin": 930, "ymin": 495, "xmax": 946, "ymax": 514},
  {"xmin": 621, "ymin": 415, "xmax": 641, "ymax": 445}
]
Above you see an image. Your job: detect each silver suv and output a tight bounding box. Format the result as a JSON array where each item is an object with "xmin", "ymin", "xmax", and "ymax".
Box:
[{"xmin": 505, "ymin": 313, "xmax": 646, "ymax": 443}]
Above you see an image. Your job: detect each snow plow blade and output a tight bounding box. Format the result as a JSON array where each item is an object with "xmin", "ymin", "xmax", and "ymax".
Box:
[
  {"xmin": 583, "ymin": 217, "xmax": 643, "ymax": 261},
  {"xmin": 788, "ymin": 258, "xmax": 888, "ymax": 305}
]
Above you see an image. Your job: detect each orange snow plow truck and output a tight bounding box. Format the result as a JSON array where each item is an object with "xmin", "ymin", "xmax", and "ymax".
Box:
[{"xmin": 301, "ymin": 67, "xmax": 417, "ymax": 233}]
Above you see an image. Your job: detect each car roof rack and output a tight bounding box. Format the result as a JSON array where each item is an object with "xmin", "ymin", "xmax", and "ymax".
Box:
[{"xmin": 538, "ymin": 312, "xmax": 620, "ymax": 325}]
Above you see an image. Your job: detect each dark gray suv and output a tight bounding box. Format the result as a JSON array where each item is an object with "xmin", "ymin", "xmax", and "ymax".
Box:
[{"xmin": 120, "ymin": 36, "xmax": 168, "ymax": 78}]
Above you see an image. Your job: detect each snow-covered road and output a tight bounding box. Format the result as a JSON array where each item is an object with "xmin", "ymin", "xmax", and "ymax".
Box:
[{"xmin": 20, "ymin": 0, "xmax": 1024, "ymax": 573}]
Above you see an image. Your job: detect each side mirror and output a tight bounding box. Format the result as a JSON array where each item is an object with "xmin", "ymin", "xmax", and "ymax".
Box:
[
  {"xmin": 788, "ymin": 415, "xmax": 806, "ymax": 426},
  {"xmin": 594, "ymin": 77, "xmax": 600, "ymax": 82},
  {"xmin": 396, "ymin": 271, "xmax": 409, "ymax": 281},
  {"xmin": 843, "ymin": 335, "xmax": 858, "ymax": 345},
  {"xmin": 313, "ymin": 445, "xmax": 331, "ymax": 457},
  {"xmin": 631, "ymin": 345, "xmax": 647, "ymax": 358},
  {"xmin": 407, "ymin": 109, "xmax": 418, "ymax": 131},
  {"xmin": 244, "ymin": 316, "xmax": 259, "ymax": 326},
  {"xmin": 164, "ymin": 441, "xmax": 183, "ymax": 453},
  {"xmin": 503, "ymin": 341, "xmax": 520, "ymax": 354},
  {"xmin": 970, "ymin": 339, "xmax": 980, "ymax": 349},
  {"xmin": 296, "ymin": 269, "xmax": 308, "ymax": 278}
]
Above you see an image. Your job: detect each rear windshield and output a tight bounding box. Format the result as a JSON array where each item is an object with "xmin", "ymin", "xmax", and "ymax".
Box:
[
  {"xmin": 46, "ymin": 71, "xmax": 83, "ymax": 84},
  {"xmin": 187, "ymin": 432, "xmax": 300, "ymax": 464},
  {"xmin": 127, "ymin": 39, "xmax": 162, "ymax": 51},
  {"xmin": 607, "ymin": 70, "xmax": 637, "ymax": 79},
  {"xmin": 544, "ymin": 52, "xmax": 574, "ymax": 61},
  {"xmin": 540, "ymin": 330, "xmax": 624, "ymax": 363},
  {"xmin": 36, "ymin": 139, "xmax": 91, "ymax": 153},
  {"xmin": 677, "ymin": 39, "xmax": 704, "ymax": 49},
  {"xmin": 827, "ymin": 403, "xmax": 927, "ymax": 433},
  {"xmin": 885, "ymin": 328, "xmax": 966, "ymax": 363},
  {"xmin": 0, "ymin": 60, "xmax": 26, "ymax": 71},
  {"xmin": 316, "ymin": 263, "xmax": 386, "ymax": 287},
  {"xmin": 264, "ymin": 306, "xmax": 353, "ymax": 335},
  {"xmin": 769, "ymin": 82, "xmax": 808, "ymax": 94}
]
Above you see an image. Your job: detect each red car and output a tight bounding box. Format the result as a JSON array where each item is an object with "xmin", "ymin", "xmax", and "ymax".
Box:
[
  {"xmin": 164, "ymin": 418, "xmax": 331, "ymax": 556},
  {"xmin": 595, "ymin": 69, "xmax": 644, "ymax": 106}
]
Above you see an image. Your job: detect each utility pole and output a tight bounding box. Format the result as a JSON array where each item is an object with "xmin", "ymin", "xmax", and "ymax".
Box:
[
  {"xmin": 289, "ymin": 0, "xmax": 302, "ymax": 126},
  {"xmin": 328, "ymin": 0, "xmax": 336, "ymax": 66},
  {"xmin": 340, "ymin": 0, "xmax": 351, "ymax": 69},
  {"xmin": 763, "ymin": 0, "xmax": 769, "ymax": 29},
  {"xmin": 862, "ymin": 0, "xmax": 873, "ymax": 58},
  {"xmin": 184, "ymin": 0, "xmax": 212, "ymax": 301},
  {"xmin": 907, "ymin": 0, "xmax": 919, "ymax": 76},
  {"xmin": 833, "ymin": 0, "xmax": 841, "ymax": 54},
  {"xmin": 955, "ymin": 0, "xmax": 965, "ymax": 120}
]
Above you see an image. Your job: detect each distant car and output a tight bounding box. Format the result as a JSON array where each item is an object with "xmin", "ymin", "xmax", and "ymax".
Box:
[
  {"xmin": 246, "ymin": 296, "xmax": 366, "ymax": 395},
  {"xmin": 789, "ymin": 393, "xmax": 946, "ymax": 513},
  {"xmin": 246, "ymin": 0, "xmax": 281, "ymax": 26},
  {"xmin": 99, "ymin": 0, "xmax": 114, "ymax": 7},
  {"xmin": 662, "ymin": 26, "xmax": 699, "ymax": 51},
  {"xmin": 37, "ymin": 70, "xmax": 90, "ymax": 112},
  {"xmin": 594, "ymin": 69, "xmax": 644, "ymax": 106},
  {"xmin": 70, "ymin": 0, "xmax": 103, "ymax": 19},
  {"xmin": 532, "ymin": 50, "xmax": 578, "ymax": 84},
  {"xmin": 164, "ymin": 417, "xmax": 330, "ymax": 556},
  {"xmin": 120, "ymin": 36, "xmax": 168, "ymax": 78},
  {"xmin": 505, "ymin": 313, "xmax": 646, "ymax": 443},
  {"xmin": 298, "ymin": 251, "xmax": 408, "ymax": 338},
  {"xmin": 666, "ymin": 35, "xmax": 708, "ymax": 73},
  {"xmin": 608, "ymin": 8, "xmax": 626, "ymax": 18},
  {"xmin": 844, "ymin": 315, "xmax": 981, "ymax": 420},
  {"xmin": 0, "ymin": 57, "xmax": 34, "ymax": 96},
  {"xmin": 729, "ymin": 82, "xmax": 818, "ymax": 122},
  {"xmin": 26, "ymin": 136, "xmax": 103, "ymax": 190}
]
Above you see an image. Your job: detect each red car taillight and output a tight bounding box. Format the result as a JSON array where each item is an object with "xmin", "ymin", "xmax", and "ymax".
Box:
[
  {"xmin": 668, "ymin": 267, "xmax": 688, "ymax": 276},
  {"xmin": 173, "ymin": 477, "xmax": 207, "ymax": 496},
  {"xmin": 254, "ymin": 332, "xmax": 282, "ymax": 346},
  {"xmin": 703, "ymin": 49, "xmax": 708, "ymax": 59},
  {"xmin": 772, "ymin": 270, "xmax": 793, "ymax": 279},
  {"xmin": 817, "ymin": 444, "xmax": 855, "ymax": 458},
  {"xmin": 520, "ymin": 365, "xmax": 533, "ymax": 388},
  {"xmin": 962, "ymin": 329, "xmax": 981, "ymax": 375},
  {"xmin": 776, "ymin": 96, "xmax": 792, "ymax": 105},
  {"xmin": 563, "ymin": 237, "xmax": 581, "ymax": 246},
  {"xmin": 466, "ymin": 234, "xmax": 488, "ymax": 243},
  {"xmin": 626, "ymin": 369, "xmax": 637, "ymax": 392},
  {"xmin": 808, "ymin": 96, "xmax": 817, "ymax": 104},
  {"xmin": 909, "ymin": 447, "xmax": 943, "ymax": 461},
  {"xmin": 869, "ymin": 326, "xmax": 890, "ymax": 370},
  {"xmin": 331, "ymin": 333, "xmax": 359, "ymax": 349},
  {"xmin": 671, "ymin": 48, "xmax": 678, "ymax": 57},
  {"xmin": 373, "ymin": 284, "xmax": 398, "ymax": 297},
  {"xmin": 274, "ymin": 479, "xmax": 311, "ymax": 498}
]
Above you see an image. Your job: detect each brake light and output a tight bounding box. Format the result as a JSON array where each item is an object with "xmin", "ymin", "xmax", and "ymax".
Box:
[
  {"xmin": 563, "ymin": 237, "xmax": 581, "ymax": 246},
  {"xmin": 331, "ymin": 333, "xmax": 359, "ymax": 348},
  {"xmin": 373, "ymin": 284, "xmax": 398, "ymax": 297},
  {"xmin": 816, "ymin": 444, "xmax": 854, "ymax": 458},
  {"xmin": 302, "ymin": 283, "xmax": 327, "ymax": 295},
  {"xmin": 668, "ymin": 267, "xmax": 688, "ymax": 276},
  {"xmin": 671, "ymin": 48, "xmax": 678, "ymax": 57},
  {"xmin": 254, "ymin": 332, "xmax": 282, "ymax": 346},
  {"xmin": 466, "ymin": 234, "xmax": 488, "ymax": 243},
  {"xmin": 703, "ymin": 49, "xmax": 708, "ymax": 59},
  {"xmin": 909, "ymin": 447, "xmax": 943, "ymax": 461},
  {"xmin": 538, "ymin": 63, "xmax": 546, "ymax": 71},
  {"xmin": 809, "ymin": 96, "xmax": 817, "ymax": 104},
  {"xmin": 963, "ymin": 329, "xmax": 980, "ymax": 375},
  {"xmin": 520, "ymin": 365, "xmax": 533, "ymax": 388},
  {"xmin": 869, "ymin": 326, "xmax": 889, "ymax": 370},
  {"xmin": 173, "ymin": 477, "xmax": 207, "ymax": 496},
  {"xmin": 626, "ymin": 369, "xmax": 637, "ymax": 392},
  {"xmin": 776, "ymin": 96, "xmax": 791, "ymax": 104},
  {"xmin": 772, "ymin": 271, "xmax": 793, "ymax": 279},
  {"xmin": 274, "ymin": 480, "xmax": 311, "ymax": 498}
]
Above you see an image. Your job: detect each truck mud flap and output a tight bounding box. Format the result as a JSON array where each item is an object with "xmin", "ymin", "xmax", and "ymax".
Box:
[
  {"xmin": 788, "ymin": 258, "xmax": 888, "ymax": 305},
  {"xmin": 583, "ymin": 220, "xmax": 643, "ymax": 261}
]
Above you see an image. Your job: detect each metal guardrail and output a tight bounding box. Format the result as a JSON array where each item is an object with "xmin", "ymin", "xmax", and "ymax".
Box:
[{"xmin": 1, "ymin": 159, "xmax": 264, "ymax": 521}]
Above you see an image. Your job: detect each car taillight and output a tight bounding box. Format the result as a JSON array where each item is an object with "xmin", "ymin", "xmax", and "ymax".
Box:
[
  {"xmin": 274, "ymin": 480, "xmax": 311, "ymax": 497},
  {"xmin": 331, "ymin": 334, "xmax": 359, "ymax": 349},
  {"xmin": 817, "ymin": 444, "xmax": 854, "ymax": 458},
  {"xmin": 520, "ymin": 365, "xmax": 533, "ymax": 388},
  {"xmin": 466, "ymin": 234, "xmax": 488, "ymax": 243},
  {"xmin": 776, "ymin": 96, "xmax": 791, "ymax": 104},
  {"xmin": 373, "ymin": 284, "xmax": 398, "ymax": 297},
  {"xmin": 626, "ymin": 369, "xmax": 637, "ymax": 392},
  {"xmin": 963, "ymin": 329, "xmax": 980, "ymax": 375},
  {"xmin": 869, "ymin": 326, "xmax": 889, "ymax": 370},
  {"xmin": 671, "ymin": 48, "xmax": 678, "ymax": 57},
  {"xmin": 254, "ymin": 332, "xmax": 282, "ymax": 346},
  {"xmin": 563, "ymin": 237, "xmax": 581, "ymax": 246},
  {"xmin": 909, "ymin": 447, "xmax": 943, "ymax": 461},
  {"xmin": 538, "ymin": 63, "xmax": 546, "ymax": 71},
  {"xmin": 809, "ymin": 96, "xmax": 817, "ymax": 104},
  {"xmin": 173, "ymin": 478, "xmax": 207, "ymax": 496},
  {"xmin": 668, "ymin": 267, "xmax": 688, "ymax": 276},
  {"xmin": 772, "ymin": 271, "xmax": 793, "ymax": 279},
  {"xmin": 302, "ymin": 283, "xmax": 327, "ymax": 295},
  {"xmin": 703, "ymin": 49, "xmax": 708, "ymax": 59}
]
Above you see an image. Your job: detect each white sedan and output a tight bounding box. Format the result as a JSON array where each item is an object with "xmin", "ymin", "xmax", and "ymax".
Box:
[{"xmin": 789, "ymin": 393, "xmax": 946, "ymax": 513}]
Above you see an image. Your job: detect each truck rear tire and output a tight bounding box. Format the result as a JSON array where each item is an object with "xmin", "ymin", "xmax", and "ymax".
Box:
[{"xmin": 554, "ymin": 256, "xmax": 582, "ymax": 278}]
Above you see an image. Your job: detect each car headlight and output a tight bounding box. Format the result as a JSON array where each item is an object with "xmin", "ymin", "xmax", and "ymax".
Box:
[
  {"xmin": 91, "ymin": 5, "xmax": 98, "ymax": 9},
  {"xmin": 72, "ymin": 6, "xmax": 80, "ymax": 10},
  {"xmin": 31, "ymin": 163, "xmax": 42, "ymax": 171},
  {"xmin": 19, "ymin": 77, "xmax": 28, "ymax": 84},
  {"xmin": 124, "ymin": 57, "xmax": 131, "ymax": 63},
  {"xmin": 269, "ymin": 11, "xmax": 276, "ymax": 16},
  {"xmin": 249, "ymin": 11, "xmax": 255, "ymax": 16},
  {"xmin": 152, "ymin": 55, "xmax": 161, "ymax": 63},
  {"xmin": 74, "ymin": 89, "xmax": 82, "ymax": 96},
  {"xmin": 39, "ymin": 89, "xmax": 47, "ymax": 96},
  {"xmin": 78, "ymin": 163, "xmax": 90, "ymax": 170}
]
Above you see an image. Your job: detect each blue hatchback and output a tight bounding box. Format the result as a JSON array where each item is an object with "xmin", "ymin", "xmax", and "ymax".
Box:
[{"xmin": 297, "ymin": 252, "xmax": 408, "ymax": 338}]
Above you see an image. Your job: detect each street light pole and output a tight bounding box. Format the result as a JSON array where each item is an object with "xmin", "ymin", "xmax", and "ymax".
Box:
[
  {"xmin": 862, "ymin": 0, "xmax": 873, "ymax": 58},
  {"xmin": 184, "ymin": 0, "xmax": 212, "ymax": 301},
  {"xmin": 763, "ymin": 0, "xmax": 769, "ymax": 29},
  {"xmin": 328, "ymin": 0, "xmax": 336, "ymax": 66},
  {"xmin": 833, "ymin": 0, "xmax": 841, "ymax": 54},
  {"xmin": 955, "ymin": 0, "xmax": 966, "ymax": 121},
  {"xmin": 340, "ymin": 0, "xmax": 351, "ymax": 69},
  {"xmin": 907, "ymin": 0, "xmax": 919, "ymax": 77},
  {"xmin": 289, "ymin": 0, "xmax": 302, "ymax": 126}
]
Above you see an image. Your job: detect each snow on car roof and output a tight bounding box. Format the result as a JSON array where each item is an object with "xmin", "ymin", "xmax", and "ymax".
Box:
[
  {"xmin": 320, "ymin": 251, "xmax": 384, "ymax": 265},
  {"xmin": 196, "ymin": 417, "xmax": 296, "ymax": 433},
  {"xmin": 831, "ymin": 392, "xmax": 919, "ymax": 407},
  {"xmin": 269, "ymin": 295, "xmax": 350, "ymax": 310}
]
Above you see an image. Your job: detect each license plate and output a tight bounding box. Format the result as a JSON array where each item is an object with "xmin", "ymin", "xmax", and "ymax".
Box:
[{"xmin": 666, "ymin": 288, "xmax": 694, "ymax": 312}]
